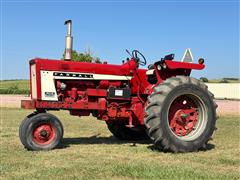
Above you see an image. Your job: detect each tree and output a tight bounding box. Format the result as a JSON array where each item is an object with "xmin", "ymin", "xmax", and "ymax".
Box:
[
  {"xmin": 62, "ymin": 49, "xmax": 101, "ymax": 63},
  {"xmin": 200, "ymin": 77, "xmax": 208, "ymax": 82}
]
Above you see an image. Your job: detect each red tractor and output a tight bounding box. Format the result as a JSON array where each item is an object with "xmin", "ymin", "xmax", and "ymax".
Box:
[{"xmin": 19, "ymin": 20, "xmax": 217, "ymax": 152}]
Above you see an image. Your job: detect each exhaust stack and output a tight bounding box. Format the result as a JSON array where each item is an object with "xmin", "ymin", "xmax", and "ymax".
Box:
[{"xmin": 64, "ymin": 20, "xmax": 73, "ymax": 60}]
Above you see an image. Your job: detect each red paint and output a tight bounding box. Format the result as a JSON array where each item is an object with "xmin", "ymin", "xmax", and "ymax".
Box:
[
  {"xmin": 31, "ymin": 58, "xmax": 137, "ymax": 76},
  {"xmin": 32, "ymin": 123, "xmax": 56, "ymax": 145},
  {"xmin": 71, "ymin": 87, "xmax": 78, "ymax": 100},
  {"xmin": 168, "ymin": 95, "xmax": 198, "ymax": 137},
  {"xmin": 165, "ymin": 60, "xmax": 205, "ymax": 70},
  {"xmin": 35, "ymin": 99, "xmax": 107, "ymax": 110},
  {"xmin": 21, "ymin": 100, "xmax": 35, "ymax": 109},
  {"xmin": 23, "ymin": 57, "xmax": 205, "ymax": 127},
  {"xmin": 87, "ymin": 89, "xmax": 107, "ymax": 97}
]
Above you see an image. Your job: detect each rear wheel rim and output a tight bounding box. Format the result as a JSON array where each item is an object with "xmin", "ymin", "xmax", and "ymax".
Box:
[
  {"xmin": 32, "ymin": 123, "xmax": 56, "ymax": 145},
  {"xmin": 168, "ymin": 94, "xmax": 207, "ymax": 141}
]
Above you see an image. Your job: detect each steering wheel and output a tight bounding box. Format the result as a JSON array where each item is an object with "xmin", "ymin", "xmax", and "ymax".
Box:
[
  {"xmin": 125, "ymin": 49, "xmax": 147, "ymax": 66},
  {"xmin": 131, "ymin": 50, "xmax": 147, "ymax": 66}
]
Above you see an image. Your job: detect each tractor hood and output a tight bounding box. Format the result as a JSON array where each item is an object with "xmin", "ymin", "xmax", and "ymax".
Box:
[{"xmin": 30, "ymin": 58, "xmax": 139, "ymax": 76}]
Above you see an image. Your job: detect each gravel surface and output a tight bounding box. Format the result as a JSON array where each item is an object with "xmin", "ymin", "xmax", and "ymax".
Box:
[
  {"xmin": 215, "ymin": 100, "xmax": 240, "ymax": 115},
  {"xmin": 0, "ymin": 95, "xmax": 239, "ymax": 115},
  {"xmin": 0, "ymin": 95, "xmax": 30, "ymax": 108}
]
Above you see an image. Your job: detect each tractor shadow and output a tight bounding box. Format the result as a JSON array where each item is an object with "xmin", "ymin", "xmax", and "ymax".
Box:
[
  {"xmin": 147, "ymin": 143, "xmax": 215, "ymax": 153},
  {"xmin": 59, "ymin": 134, "xmax": 151, "ymax": 149},
  {"xmin": 59, "ymin": 134, "xmax": 215, "ymax": 153}
]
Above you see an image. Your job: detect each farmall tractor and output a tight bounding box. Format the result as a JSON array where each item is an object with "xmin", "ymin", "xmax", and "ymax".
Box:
[{"xmin": 19, "ymin": 20, "xmax": 217, "ymax": 152}]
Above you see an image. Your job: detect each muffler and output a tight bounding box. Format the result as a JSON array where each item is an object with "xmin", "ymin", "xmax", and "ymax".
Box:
[{"xmin": 64, "ymin": 20, "xmax": 73, "ymax": 60}]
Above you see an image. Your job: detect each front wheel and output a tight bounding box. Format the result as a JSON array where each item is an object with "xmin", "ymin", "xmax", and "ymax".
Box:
[
  {"xmin": 144, "ymin": 76, "xmax": 217, "ymax": 152},
  {"xmin": 19, "ymin": 113, "xmax": 64, "ymax": 151}
]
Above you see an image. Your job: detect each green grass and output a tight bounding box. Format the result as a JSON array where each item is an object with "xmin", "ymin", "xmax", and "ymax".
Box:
[
  {"xmin": 0, "ymin": 108, "xmax": 239, "ymax": 179},
  {"xmin": 0, "ymin": 80, "xmax": 30, "ymax": 94}
]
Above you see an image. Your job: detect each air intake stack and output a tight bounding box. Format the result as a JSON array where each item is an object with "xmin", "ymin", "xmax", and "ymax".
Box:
[{"xmin": 64, "ymin": 20, "xmax": 73, "ymax": 60}]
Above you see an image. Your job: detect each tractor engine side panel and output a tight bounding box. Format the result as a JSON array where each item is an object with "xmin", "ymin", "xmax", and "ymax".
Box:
[{"xmin": 39, "ymin": 70, "xmax": 132, "ymax": 101}]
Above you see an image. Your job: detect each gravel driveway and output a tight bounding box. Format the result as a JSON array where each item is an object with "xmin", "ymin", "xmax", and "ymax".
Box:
[{"xmin": 0, "ymin": 95, "xmax": 239, "ymax": 115}]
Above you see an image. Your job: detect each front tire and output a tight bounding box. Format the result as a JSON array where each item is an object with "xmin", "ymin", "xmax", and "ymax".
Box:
[
  {"xmin": 19, "ymin": 113, "xmax": 64, "ymax": 151},
  {"xmin": 144, "ymin": 76, "xmax": 217, "ymax": 152}
]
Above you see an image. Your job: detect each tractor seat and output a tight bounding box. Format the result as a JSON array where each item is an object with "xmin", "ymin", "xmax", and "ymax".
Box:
[
  {"xmin": 146, "ymin": 69, "xmax": 155, "ymax": 75},
  {"xmin": 148, "ymin": 64, "xmax": 154, "ymax": 70},
  {"xmin": 146, "ymin": 64, "xmax": 155, "ymax": 75}
]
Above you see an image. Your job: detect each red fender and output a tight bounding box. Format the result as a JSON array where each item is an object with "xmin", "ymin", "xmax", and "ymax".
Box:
[{"xmin": 165, "ymin": 60, "xmax": 205, "ymax": 70}]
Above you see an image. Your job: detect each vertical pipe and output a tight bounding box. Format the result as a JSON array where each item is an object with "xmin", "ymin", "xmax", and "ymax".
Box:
[{"xmin": 64, "ymin": 20, "xmax": 73, "ymax": 60}]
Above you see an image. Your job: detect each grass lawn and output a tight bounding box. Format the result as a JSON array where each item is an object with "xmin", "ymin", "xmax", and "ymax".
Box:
[{"xmin": 0, "ymin": 108, "xmax": 240, "ymax": 179}]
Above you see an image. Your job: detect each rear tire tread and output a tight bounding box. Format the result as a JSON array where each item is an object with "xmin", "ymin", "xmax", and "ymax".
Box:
[{"xmin": 145, "ymin": 76, "xmax": 217, "ymax": 152}]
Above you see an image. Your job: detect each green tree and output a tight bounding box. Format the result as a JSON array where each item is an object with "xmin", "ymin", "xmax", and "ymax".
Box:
[
  {"xmin": 63, "ymin": 50, "xmax": 101, "ymax": 63},
  {"xmin": 200, "ymin": 77, "xmax": 208, "ymax": 82}
]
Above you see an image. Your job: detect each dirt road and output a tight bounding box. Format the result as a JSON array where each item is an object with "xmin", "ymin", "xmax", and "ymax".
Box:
[{"xmin": 0, "ymin": 95, "xmax": 239, "ymax": 115}]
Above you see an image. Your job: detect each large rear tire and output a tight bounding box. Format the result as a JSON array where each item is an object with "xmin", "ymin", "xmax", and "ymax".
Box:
[
  {"xmin": 19, "ymin": 113, "xmax": 64, "ymax": 151},
  {"xmin": 106, "ymin": 120, "xmax": 148, "ymax": 140},
  {"xmin": 144, "ymin": 76, "xmax": 217, "ymax": 152}
]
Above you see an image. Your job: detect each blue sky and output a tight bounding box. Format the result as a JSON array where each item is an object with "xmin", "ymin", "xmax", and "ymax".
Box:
[{"xmin": 1, "ymin": 0, "xmax": 239, "ymax": 80}]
